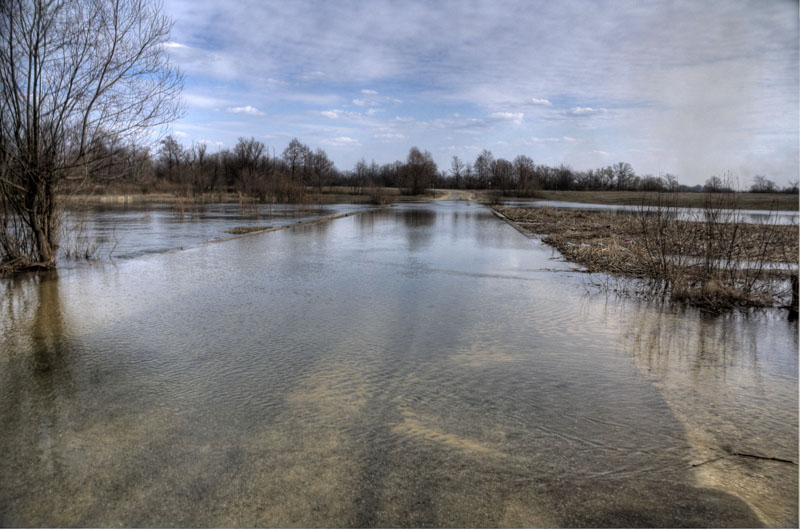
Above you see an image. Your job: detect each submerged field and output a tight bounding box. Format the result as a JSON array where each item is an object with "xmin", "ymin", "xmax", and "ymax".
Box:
[
  {"xmin": 0, "ymin": 201, "xmax": 797, "ymax": 527},
  {"xmin": 495, "ymin": 204, "xmax": 798, "ymax": 309},
  {"xmin": 524, "ymin": 190, "xmax": 799, "ymax": 211}
]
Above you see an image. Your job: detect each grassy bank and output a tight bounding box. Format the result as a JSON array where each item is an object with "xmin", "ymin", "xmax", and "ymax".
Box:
[
  {"xmin": 510, "ymin": 190, "xmax": 798, "ymax": 211},
  {"xmin": 495, "ymin": 203, "xmax": 798, "ymax": 310}
]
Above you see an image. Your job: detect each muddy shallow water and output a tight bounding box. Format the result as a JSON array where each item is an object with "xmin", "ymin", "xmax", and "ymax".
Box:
[{"xmin": 1, "ymin": 202, "xmax": 796, "ymax": 527}]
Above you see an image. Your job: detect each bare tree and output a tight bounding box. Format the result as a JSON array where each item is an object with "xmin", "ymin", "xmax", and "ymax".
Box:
[
  {"xmin": 703, "ymin": 176, "xmax": 724, "ymax": 192},
  {"xmin": 750, "ymin": 175, "xmax": 777, "ymax": 193},
  {"xmin": 158, "ymin": 135, "xmax": 183, "ymax": 180},
  {"xmin": 0, "ymin": 0, "xmax": 183, "ymax": 270},
  {"xmin": 663, "ymin": 173, "xmax": 679, "ymax": 191},
  {"xmin": 308, "ymin": 148, "xmax": 334, "ymax": 192},
  {"xmin": 490, "ymin": 158, "xmax": 514, "ymax": 194},
  {"xmin": 450, "ymin": 156, "xmax": 464, "ymax": 189},
  {"xmin": 612, "ymin": 162, "xmax": 634, "ymax": 190},
  {"xmin": 401, "ymin": 147, "xmax": 436, "ymax": 195},
  {"xmin": 473, "ymin": 149, "xmax": 494, "ymax": 189},
  {"xmin": 513, "ymin": 155, "xmax": 537, "ymax": 196},
  {"xmin": 190, "ymin": 142, "xmax": 211, "ymax": 192},
  {"xmin": 282, "ymin": 138, "xmax": 309, "ymax": 183},
  {"xmin": 233, "ymin": 137, "xmax": 265, "ymax": 173}
]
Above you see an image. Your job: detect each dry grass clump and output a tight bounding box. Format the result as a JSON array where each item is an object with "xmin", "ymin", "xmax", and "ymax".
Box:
[
  {"xmin": 497, "ymin": 206, "xmax": 648, "ymax": 274},
  {"xmin": 496, "ymin": 194, "xmax": 799, "ymax": 310},
  {"xmin": 225, "ymin": 225, "xmax": 272, "ymax": 235}
]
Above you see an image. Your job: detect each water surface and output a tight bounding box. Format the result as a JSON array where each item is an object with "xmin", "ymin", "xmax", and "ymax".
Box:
[
  {"xmin": 60, "ymin": 202, "xmax": 370, "ymax": 262},
  {"xmin": 1, "ymin": 202, "xmax": 796, "ymax": 527}
]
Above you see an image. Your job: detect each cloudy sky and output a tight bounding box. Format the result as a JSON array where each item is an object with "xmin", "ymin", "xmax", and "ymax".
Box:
[{"xmin": 162, "ymin": 0, "xmax": 798, "ymax": 186}]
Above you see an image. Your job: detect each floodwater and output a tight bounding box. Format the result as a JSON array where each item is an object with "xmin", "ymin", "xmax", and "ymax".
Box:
[
  {"xmin": 502, "ymin": 199, "xmax": 800, "ymax": 225},
  {"xmin": 1, "ymin": 202, "xmax": 797, "ymax": 527},
  {"xmin": 60, "ymin": 202, "xmax": 370, "ymax": 262}
]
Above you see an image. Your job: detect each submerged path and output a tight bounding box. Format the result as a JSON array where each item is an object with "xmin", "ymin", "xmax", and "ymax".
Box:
[{"xmin": 0, "ymin": 202, "xmax": 796, "ymax": 527}]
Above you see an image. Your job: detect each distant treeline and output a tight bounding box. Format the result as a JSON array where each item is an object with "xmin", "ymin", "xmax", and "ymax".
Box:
[{"xmin": 76, "ymin": 135, "xmax": 799, "ymax": 198}]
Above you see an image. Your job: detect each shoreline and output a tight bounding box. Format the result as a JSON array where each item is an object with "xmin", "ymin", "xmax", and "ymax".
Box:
[
  {"xmin": 59, "ymin": 188, "xmax": 445, "ymax": 206},
  {"xmin": 58, "ymin": 188, "xmax": 799, "ymax": 211}
]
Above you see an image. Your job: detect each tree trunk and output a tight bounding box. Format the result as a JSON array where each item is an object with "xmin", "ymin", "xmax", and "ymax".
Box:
[{"xmin": 26, "ymin": 175, "xmax": 57, "ymax": 268}]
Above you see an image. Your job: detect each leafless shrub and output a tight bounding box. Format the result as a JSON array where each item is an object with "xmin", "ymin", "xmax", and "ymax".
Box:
[
  {"xmin": 54, "ymin": 204, "xmax": 120, "ymax": 262},
  {"xmin": 636, "ymin": 192, "xmax": 689, "ymax": 294},
  {"xmin": 226, "ymin": 225, "xmax": 271, "ymax": 235},
  {"xmin": 60, "ymin": 213, "xmax": 99, "ymax": 261},
  {"xmin": 368, "ymin": 186, "xmax": 389, "ymax": 205},
  {"xmin": 635, "ymin": 190, "xmax": 789, "ymax": 309},
  {"xmin": 487, "ymin": 191, "xmax": 504, "ymax": 205}
]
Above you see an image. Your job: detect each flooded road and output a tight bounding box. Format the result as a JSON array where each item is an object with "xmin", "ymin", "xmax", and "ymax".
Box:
[{"xmin": 1, "ymin": 202, "xmax": 796, "ymax": 527}]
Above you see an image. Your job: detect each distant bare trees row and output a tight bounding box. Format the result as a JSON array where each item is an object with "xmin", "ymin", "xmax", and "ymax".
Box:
[
  {"xmin": 73, "ymin": 136, "xmax": 439, "ymax": 199},
  {"xmin": 147, "ymin": 136, "xmax": 336, "ymax": 202},
  {"xmin": 74, "ymin": 136, "xmax": 799, "ymax": 200}
]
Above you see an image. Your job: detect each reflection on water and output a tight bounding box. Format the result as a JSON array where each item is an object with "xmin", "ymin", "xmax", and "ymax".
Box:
[
  {"xmin": 0, "ymin": 202, "xmax": 796, "ymax": 527},
  {"xmin": 618, "ymin": 302, "xmax": 798, "ymax": 525},
  {"xmin": 59, "ymin": 202, "xmax": 370, "ymax": 263}
]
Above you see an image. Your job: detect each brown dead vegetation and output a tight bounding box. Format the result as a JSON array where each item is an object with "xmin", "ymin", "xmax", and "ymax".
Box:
[
  {"xmin": 496, "ymin": 197, "xmax": 798, "ymax": 310},
  {"xmin": 225, "ymin": 226, "xmax": 273, "ymax": 235},
  {"xmin": 528, "ymin": 190, "xmax": 798, "ymax": 211}
]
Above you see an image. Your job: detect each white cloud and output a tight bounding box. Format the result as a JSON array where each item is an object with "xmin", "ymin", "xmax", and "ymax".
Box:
[
  {"xmin": 565, "ymin": 107, "xmax": 605, "ymax": 116},
  {"xmin": 227, "ymin": 105, "xmax": 264, "ymax": 115},
  {"xmin": 280, "ymin": 92, "xmax": 342, "ymax": 106},
  {"xmin": 562, "ymin": 136, "xmax": 578, "ymax": 142},
  {"xmin": 374, "ymin": 132, "xmax": 405, "ymax": 140},
  {"xmin": 184, "ymin": 93, "xmax": 228, "ymax": 109},
  {"xmin": 322, "ymin": 136, "xmax": 361, "ymax": 146},
  {"xmin": 395, "ymin": 116, "xmax": 415, "ymax": 122},
  {"xmin": 265, "ymin": 77, "xmax": 288, "ymax": 87},
  {"xmin": 365, "ymin": 108, "xmax": 382, "ymax": 116},
  {"xmin": 530, "ymin": 97, "xmax": 552, "ymax": 106},
  {"xmin": 353, "ymin": 91, "xmax": 401, "ymax": 108},
  {"xmin": 489, "ymin": 112, "xmax": 524, "ymax": 124},
  {"xmin": 299, "ymin": 70, "xmax": 326, "ymax": 80},
  {"xmin": 161, "ymin": 39, "xmax": 239, "ymax": 80},
  {"xmin": 319, "ymin": 109, "xmax": 371, "ymax": 121},
  {"xmin": 173, "ymin": 130, "xmax": 189, "ymax": 137},
  {"xmin": 592, "ymin": 150, "xmax": 610, "ymax": 156}
]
